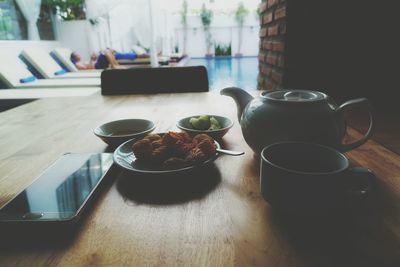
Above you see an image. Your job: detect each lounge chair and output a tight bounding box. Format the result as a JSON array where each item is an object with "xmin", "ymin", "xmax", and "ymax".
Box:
[
  {"xmin": 52, "ymin": 46, "xmax": 169, "ymax": 67},
  {"xmin": 116, "ymin": 45, "xmax": 170, "ymax": 65},
  {"xmin": 169, "ymin": 53, "xmax": 186, "ymax": 63},
  {"xmin": 50, "ymin": 48, "xmax": 102, "ymax": 74},
  {"xmin": 0, "ymin": 88, "xmax": 99, "ymax": 112},
  {"xmin": 0, "ymin": 88, "xmax": 99, "ymax": 99},
  {"xmin": 20, "ymin": 48, "xmax": 101, "ymax": 79},
  {"xmin": 116, "ymin": 56, "xmax": 170, "ymax": 65},
  {"xmin": 0, "ymin": 52, "xmax": 100, "ymax": 88}
]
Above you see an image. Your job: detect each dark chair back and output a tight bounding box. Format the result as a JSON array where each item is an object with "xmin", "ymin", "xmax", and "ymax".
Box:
[{"xmin": 101, "ymin": 66, "xmax": 209, "ymax": 95}]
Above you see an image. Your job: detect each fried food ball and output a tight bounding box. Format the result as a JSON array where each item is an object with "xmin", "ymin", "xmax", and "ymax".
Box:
[
  {"xmin": 175, "ymin": 141, "xmax": 197, "ymax": 155},
  {"xmin": 132, "ymin": 139, "xmax": 153, "ymax": 160},
  {"xmin": 162, "ymin": 132, "xmax": 183, "ymax": 146},
  {"xmin": 193, "ymin": 134, "xmax": 213, "ymax": 144},
  {"xmin": 185, "ymin": 147, "xmax": 207, "ymax": 164},
  {"xmin": 161, "ymin": 132, "xmax": 191, "ymax": 155},
  {"xmin": 197, "ymin": 139, "xmax": 217, "ymax": 157},
  {"xmin": 177, "ymin": 131, "xmax": 192, "ymax": 143},
  {"xmin": 151, "ymin": 145, "xmax": 171, "ymax": 163},
  {"xmin": 163, "ymin": 157, "xmax": 188, "ymax": 170},
  {"xmin": 151, "ymin": 140, "xmax": 163, "ymax": 149},
  {"xmin": 144, "ymin": 134, "xmax": 162, "ymax": 142}
]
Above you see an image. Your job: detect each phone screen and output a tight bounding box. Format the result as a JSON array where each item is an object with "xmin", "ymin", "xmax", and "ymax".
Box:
[{"xmin": 0, "ymin": 153, "xmax": 114, "ymax": 221}]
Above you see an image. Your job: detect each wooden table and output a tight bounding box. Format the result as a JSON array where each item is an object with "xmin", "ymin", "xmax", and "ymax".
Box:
[{"xmin": 0, "ymin": 92, "xmax": 399, "ymax": 266}]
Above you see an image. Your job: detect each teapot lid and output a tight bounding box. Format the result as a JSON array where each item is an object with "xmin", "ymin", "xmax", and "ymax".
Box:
[{"xmin": 262, "ymin": 90, "xmax": 327, "ymax": 102}]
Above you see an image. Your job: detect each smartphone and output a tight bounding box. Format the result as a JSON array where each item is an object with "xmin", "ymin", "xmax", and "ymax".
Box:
[{"xmin": 0, "ymin": 153, "xmax": 114, "ymax": 237}]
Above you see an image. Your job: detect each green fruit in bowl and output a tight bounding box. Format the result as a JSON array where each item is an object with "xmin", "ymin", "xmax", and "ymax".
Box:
[
  {"xmin": 189, "ymin": 115, "xmax": 222, "ymax": 130},
  {"xmin": 190, "ymin": 115, "xmax": 210, "ymax": 130},
  {"xmin": 209, "ymin": 117, "xmax": 221, "ymax": 130}
]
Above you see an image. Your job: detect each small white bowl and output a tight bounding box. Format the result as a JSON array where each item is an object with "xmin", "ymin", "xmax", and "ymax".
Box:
[{"xmin": 94, "ymin": 119, "xmax": 155, "ymax": 147}]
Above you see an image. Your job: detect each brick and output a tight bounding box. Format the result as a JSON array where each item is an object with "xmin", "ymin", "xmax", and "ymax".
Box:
[
  {"xmin": 259, "ymin": 28, "xmax": 267, "ymax": 37},
  {"xmin": 274, "ymin": 6, "xmax": 286, "ymax": 20},
  {"xmin": 267, "ymin": 0, "xmax": 278, "ymax": 8},
  {"xmin": 262, "ymin": 12, "xmax": 273, "ymax": 24},
  {"xmin": 258, "ymin": 52, "xmax": 266, "ymax": 62},
  {"xmin": 272, "ymin": 41, "xmax": 285, "ymax": 52},
  {"xmin": 259, "ymin": 2, "xmax": 267, "ymax": 13},
  {"xmin": 267, "ymin": 25, "xmax": 279, "ymax": 36},
  {"xmin": 264, "ymin": 79, "xmax": 275, "ymax": 91},
  {"xmin": 266, "ymin": 54, "xmax": 278, "ymax": 65},
  {"xmin": 257, "ymin": 75, "xmax": 265, "ymax": 86},
  {"xmin": 262, "ymin": 40, "xmax": 273, "ymax": 50},
  {"xmin": 271, "ymin": 69, "xmax": 283, "ymax": 83},
  {"xmin": 261, "ymin": 40, "xmax": 267, "ymax": 49},
  {"xmin": 260, "ymin": 65, "xmax": 272, "ymax": 76}
]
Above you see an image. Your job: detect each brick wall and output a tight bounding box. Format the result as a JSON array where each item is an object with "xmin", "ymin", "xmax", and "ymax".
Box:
[
  {"xmin": 257, "ymin": 0, "xmax": 399, "ymax": 111},
  {"xmin": 258, "ymin": 0, "xmax": 286, "ymax": 90}
]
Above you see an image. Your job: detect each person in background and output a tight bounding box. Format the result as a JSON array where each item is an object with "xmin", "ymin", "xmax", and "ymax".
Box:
[{"xmin": 70, "ymin": 49, "xmax": 139, "ymax": 70}]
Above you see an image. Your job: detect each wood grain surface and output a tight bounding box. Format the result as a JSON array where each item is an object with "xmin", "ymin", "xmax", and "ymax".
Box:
[{"xmin": 0, "ymin": 92, "xmax": 399, "ymax": 267}]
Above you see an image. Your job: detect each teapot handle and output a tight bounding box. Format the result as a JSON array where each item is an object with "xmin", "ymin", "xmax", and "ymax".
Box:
[{"xmin": 336, "ymin": 98, "xmax": 375, "ymax": 152}]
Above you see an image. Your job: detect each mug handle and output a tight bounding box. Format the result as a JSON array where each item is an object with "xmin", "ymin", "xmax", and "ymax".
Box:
[
  {"xmin": 345, "ymin": 167, "xmax": 376, "ymax": 197},
  {"xmin": 336, "ymin": 98, "xmax": 375, "ymax": 152}
]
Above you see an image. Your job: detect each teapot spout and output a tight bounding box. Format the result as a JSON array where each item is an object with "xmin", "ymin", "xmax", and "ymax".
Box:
[{"xmin": 220, "ymin": 87, "xmax": 254, "ymax": 122}]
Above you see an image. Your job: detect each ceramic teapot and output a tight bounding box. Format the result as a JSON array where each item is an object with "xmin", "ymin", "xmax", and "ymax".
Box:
[{"xmin": 220, "ymin": 87, "xmax": 374, "ymax": 154}]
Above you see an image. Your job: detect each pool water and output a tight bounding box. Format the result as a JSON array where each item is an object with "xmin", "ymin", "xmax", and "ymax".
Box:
[{"xmin": 186, "ymin": 57, "xmax": 258, "ymax": 91}]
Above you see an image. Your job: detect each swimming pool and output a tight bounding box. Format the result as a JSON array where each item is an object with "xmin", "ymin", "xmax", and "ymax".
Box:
[{"xmin": 186, "ymin": 57, "xmax": 258, "ymax": 91}]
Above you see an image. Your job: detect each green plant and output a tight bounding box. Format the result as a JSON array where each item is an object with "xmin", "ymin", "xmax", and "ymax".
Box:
[
  {"xmin": 180, "ymin": 0, "xmax": 188, "ymax": 26},
  {"xmin": 0, "ymin": 4, "xmax": 18, "ymax": 40},
  {"xmin": 200, "ymin": 3, "xmax": 213, "ymax": 55},
  {"xmin": 215, "ymin": 43, "xmax": 231, "ymax": 56},
  {"xmin": 0, "ymin": 16, "xmax": 13, "ymax": 39},
  {"xmin": 42, "ymin": 0, "xmax": 86, "ymax": 21},
  {"xmin": 234, "ymin": 2, "xmax": 249, "ymax": 26},
  {"xmin": 200, "ymin": 4, "xmax": 213, "ymax": 27}
]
